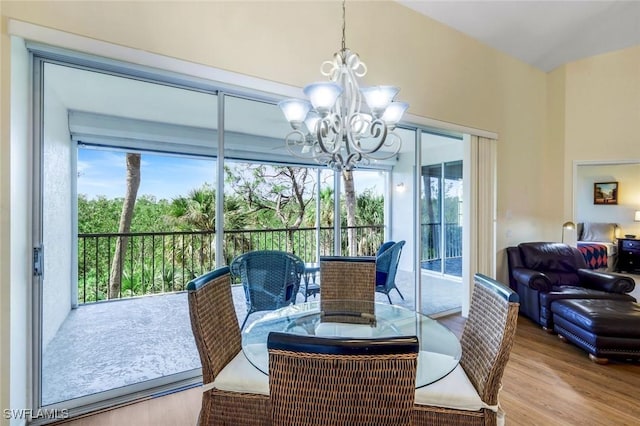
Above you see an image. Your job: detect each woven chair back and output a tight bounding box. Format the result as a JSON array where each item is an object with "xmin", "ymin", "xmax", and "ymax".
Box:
[
  {"xmin": 320, "ymin": 256, "xmax": 375, "ymax": 324},
  {"xmin": 187, "ymin": 266, "xmax": 241, "ymax": 384},
  {"xmin": 460, "ymin": 273, "xmax": 520, "ymax": 405},
  {"xmin": 231, "ymin": 250, "xmax": 305, "ymax": 328},
  {"xmin": 268, "ymin": 332, "xmax": 419, "ymax": 426}
]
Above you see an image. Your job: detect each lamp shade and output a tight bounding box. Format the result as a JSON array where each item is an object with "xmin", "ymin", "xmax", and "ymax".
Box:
[
  {"xmin": 360, "ymin": 86, "xmax": 398, "ymax": 117},
  {"xmin": 303, "ymin": 82, "xmax": 342, "ymax": 116},
  {"xmin": 381, "ymin": 101, "xmax": 409, "ymax": 126},
  {"xmin": 635, "ymin": 211, "xmax": 640, "ymax": 222},
  {"xmin": 304, "ymin": 111, "xmax": 321, "ymax": 134},
  {"xmin": 278, "ymin": 99, "xmax": 311, "ymax": 126}
]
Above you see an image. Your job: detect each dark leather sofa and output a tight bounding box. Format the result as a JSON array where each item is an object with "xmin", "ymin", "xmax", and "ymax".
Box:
[{"xmin": 506, "ymin": 242, "xmax": 636, "ymax": 330}]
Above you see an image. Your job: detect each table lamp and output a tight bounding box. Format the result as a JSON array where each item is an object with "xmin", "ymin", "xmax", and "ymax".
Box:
[{"xmin": 561, "ymin": 221, "xmax": 576, "ymax": 245}]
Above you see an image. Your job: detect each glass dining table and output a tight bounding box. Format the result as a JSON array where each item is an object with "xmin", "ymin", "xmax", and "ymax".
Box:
[{"xmin": 241, "ymin": 300, "xmax": 461, "ymax": 388}]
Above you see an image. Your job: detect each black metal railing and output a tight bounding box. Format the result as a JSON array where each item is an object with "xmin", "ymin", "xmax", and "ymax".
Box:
[
  {"xmin": 420, "ymin": 222, "xmax": 463, "ymax": 261},
  {"xmin": 77, "ymin": 225, "xmax": 384, "ymax": 304}
]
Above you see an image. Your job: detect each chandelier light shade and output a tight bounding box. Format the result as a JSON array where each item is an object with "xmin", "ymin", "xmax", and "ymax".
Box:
[{"xmin": 278, "ymin": 1, "xmax": 408, "ymax": 171}]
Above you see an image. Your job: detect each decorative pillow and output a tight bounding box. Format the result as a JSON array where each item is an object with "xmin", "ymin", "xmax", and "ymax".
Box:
[{"xmin": 581, "ymin": 222, "xmax": 616, "ymax": 243}]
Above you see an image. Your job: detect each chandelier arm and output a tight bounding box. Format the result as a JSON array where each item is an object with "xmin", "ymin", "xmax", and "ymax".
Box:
[
  {"xmin": 331, "ymin": 153, "xmax": 346, "ymax": 170},
  {"xmin": 284, "ymin": 130, "xmax": 313, "ymax": 159},
  {"xmin": 360, "ymin": 119, "xmax": 389, "ymax": 153},
  {"xmin": 316, "ymin": 114, "xmax": 343, "ymax": 155},
  {"xmin": 285, "ymin": 130, "xmax": 332, "ymax": 164},
  {"xmin": 345, "ymin": 152, "xmax": 363, "ymax": 169},
  {"xmin": 361, "ymin": 132, "xmax": 403, "ymax": 161}
]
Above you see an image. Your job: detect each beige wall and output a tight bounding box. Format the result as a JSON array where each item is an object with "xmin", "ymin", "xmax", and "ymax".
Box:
[
  {"xmin": 563, "ymin": 45, "xmax": 640, "ymax": 216},
  {"xmin": 7, "ymin": 0, "xmax": 637, "ymax": 421},
  {"xmin": 565, "ymin": 45, "xmax": 640, "ymax": 160}
]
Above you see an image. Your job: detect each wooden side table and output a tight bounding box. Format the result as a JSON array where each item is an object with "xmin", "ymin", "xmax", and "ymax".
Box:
[{"xmin": 616, "ymin": 238, "xmax": 640, "ymax": 272}]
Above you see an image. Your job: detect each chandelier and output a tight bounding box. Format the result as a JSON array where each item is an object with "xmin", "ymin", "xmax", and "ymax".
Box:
[{"xmin": 278, "ymin": 1, "xmax": 408, "ymax": 171}]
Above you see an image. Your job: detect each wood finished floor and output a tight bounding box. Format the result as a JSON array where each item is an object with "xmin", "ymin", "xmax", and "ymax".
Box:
[{"xmin": 59, "ymin": 314, "xmax": 640, "ymax": 426}]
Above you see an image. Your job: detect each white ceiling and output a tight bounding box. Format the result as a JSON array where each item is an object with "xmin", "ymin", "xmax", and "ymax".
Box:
[{"xmin": 398, "ymin": 1, "xmax": 640, "ymax": 72}]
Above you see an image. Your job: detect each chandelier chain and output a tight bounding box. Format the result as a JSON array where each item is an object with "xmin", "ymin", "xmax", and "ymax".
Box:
[{"xmin": 341, "ymin": 0, "xmax": 346, "ymax": 52}]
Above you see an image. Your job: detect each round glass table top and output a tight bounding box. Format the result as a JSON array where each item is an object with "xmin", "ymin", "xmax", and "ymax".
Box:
[{"xmin": 241, "ymin": 301, "xmax": 461, "ymax": 388}]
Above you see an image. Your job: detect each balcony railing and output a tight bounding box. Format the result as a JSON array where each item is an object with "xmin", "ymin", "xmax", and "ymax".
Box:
[
  {"xmin": 421, "ymin": 222, "xmax": 463, "ymax": 261},
  {"xmin": 77, "ymin": 225, "xmax": 384, "ymax": 304}
]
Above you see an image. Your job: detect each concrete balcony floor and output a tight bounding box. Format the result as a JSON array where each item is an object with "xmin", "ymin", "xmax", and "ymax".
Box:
[{"xmin": 42, "ymin": 269, "xmax": 462, "ymax": 405}]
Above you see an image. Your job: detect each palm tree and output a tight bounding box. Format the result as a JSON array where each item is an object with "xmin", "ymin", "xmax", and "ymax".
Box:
[
  {"xmin": 342, "ymin": 170, "xmax": 358, "ymax": 255},
  {"xmin": 167, "ymin": 184, "xmax": 216, "ymax": 279},
  {"xmin": 108, "ymin": 153, "xmax": 141, "ymax": 299},
  {"xmin": 169, "ymin": 184, "xmax": 215, "ymax": 231},
  {"xmin": 355, "ymin": 189, "xmax": 384, "ymax": 255}
]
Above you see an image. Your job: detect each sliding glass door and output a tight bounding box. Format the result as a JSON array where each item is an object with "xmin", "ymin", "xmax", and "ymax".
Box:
[
  {"xmin": 35, "ymin": 58, "xmax": 218, "ymax": 413},
  {"xmin": 419, "ymin": 132, "xmax": 464, "ymax": 315},
  {"xmin": 421, "ymin": 162, "xmax": 462, "ymax": 276}
]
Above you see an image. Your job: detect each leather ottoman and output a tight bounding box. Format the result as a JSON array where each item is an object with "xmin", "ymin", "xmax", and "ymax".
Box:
[
  {"xmin": 539, "ymin": 286, "xmax": 636, "ymax": 331},
  {"xmin": 551, "ymin": 299, "xmax": 640, "ymax": 363}
]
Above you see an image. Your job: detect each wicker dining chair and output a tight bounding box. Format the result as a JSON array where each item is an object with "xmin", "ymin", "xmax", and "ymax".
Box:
[
  {"xmin": 230, "ymin": 250, "xmax": 305, "ymax": 329},
  {"xmin": 319, "ymin": 256, "xmax": 376, "ymax": 324},
  {"xmin": 267, "ymin": 332, "xmax": 419, "ymax": 426},
  {"xmin": 412, "ymin": 273, "xmax": 520, "ymax": 426},
  {"xmin": 187, "ymin": 266, "xmax": 270, "ymax": 426}
]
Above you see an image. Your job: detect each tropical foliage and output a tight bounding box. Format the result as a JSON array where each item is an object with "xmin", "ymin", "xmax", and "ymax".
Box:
[{"xmin": 78, "ymin": 163, "xmax": 385, "ymax": 303}]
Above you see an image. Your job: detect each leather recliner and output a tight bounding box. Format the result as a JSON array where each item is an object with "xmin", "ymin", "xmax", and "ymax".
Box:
[{"xmin": 506, "ymin": 242, "xmax": 636, "ymax": 330}]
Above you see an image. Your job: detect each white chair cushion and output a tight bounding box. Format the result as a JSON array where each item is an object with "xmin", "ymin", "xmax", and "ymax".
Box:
[
  {"xmin": 414, "ymin": 364, "xmax": 486, "ymax": 411},
  {"xmin": 207, "ymin": 351, "xmax": 269, "ymax": 395}
]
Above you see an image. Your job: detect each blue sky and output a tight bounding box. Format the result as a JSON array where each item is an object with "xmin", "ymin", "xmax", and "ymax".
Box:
[
  {"xmin": 78, "ymin": 149, "xmax": 215, "ymax": 200},
  {"xmin": 78, "ymin": 149, "xmax": 384, "ymax": 200}
]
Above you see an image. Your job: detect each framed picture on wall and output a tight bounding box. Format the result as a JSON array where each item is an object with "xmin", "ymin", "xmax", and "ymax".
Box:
[{"xmin": 594, "ymin": 181, "xmax": 618, "ymax": 205}]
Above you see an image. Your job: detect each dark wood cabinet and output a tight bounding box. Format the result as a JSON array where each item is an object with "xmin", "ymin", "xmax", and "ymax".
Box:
[{"xmin": 617, "ymin": 238, "xmax": 640, "ymax": 272}]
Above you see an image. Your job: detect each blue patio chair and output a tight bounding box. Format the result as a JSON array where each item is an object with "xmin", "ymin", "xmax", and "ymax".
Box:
[
  {"xmin": 375, "ymin": 240, "xmax": 406, "ymax": 303},
  {"xmin": 230, "ymin": 250, "xmax": 305, "ymax": 329}
]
